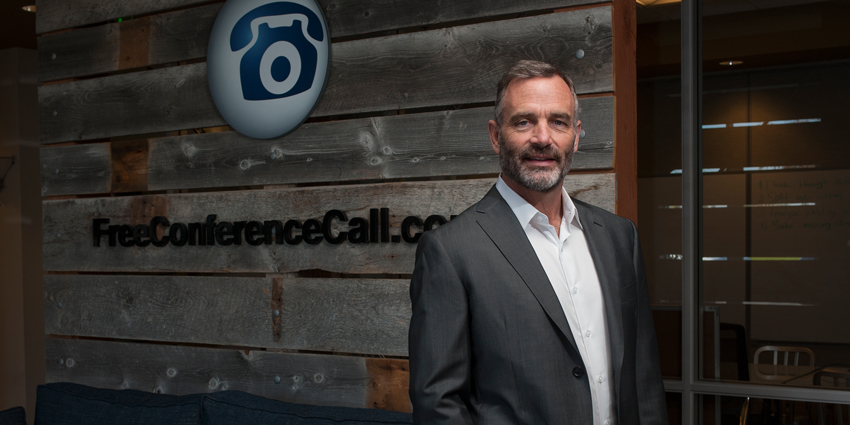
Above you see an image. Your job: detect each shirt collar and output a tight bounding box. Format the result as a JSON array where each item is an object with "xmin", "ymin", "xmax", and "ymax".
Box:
[{"xmin": 495, "ymin": 175, "xmax": 583, "ymax": 230}]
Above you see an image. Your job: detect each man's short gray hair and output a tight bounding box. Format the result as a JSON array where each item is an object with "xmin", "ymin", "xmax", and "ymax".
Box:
[{"xmin": 493, "ymin": 60, "xmax": 580, "ymax": 126}]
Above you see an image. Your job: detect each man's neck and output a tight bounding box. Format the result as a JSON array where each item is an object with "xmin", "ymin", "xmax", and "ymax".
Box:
[{"xmin": 502, "ymin": 175, "xmax": 564, "ymax": 232}]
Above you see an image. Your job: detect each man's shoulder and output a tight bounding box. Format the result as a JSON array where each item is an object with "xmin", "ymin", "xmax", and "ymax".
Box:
[
  {"xmin": 573, "ymin": 197, "xmax": 636, "ymax": 230},
  {"xmin": 424, "ymin": 200, "xmax": 483, "ymax": 242}
]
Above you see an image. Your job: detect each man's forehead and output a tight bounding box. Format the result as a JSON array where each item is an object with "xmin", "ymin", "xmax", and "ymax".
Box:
[{"xmin": 503, "ymin": 77, "xmax": 575, "ymax": 112}]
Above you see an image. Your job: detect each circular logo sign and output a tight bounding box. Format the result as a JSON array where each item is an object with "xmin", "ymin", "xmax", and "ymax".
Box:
[{"xmin": 207, "ymin": 0, "xmax": 330, "ymax": 139}]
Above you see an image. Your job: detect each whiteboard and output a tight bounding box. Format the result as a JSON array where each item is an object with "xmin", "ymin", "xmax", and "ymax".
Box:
[{"xmin": 750, "ymin": 169, "xmax": 850, "ymax": 344}]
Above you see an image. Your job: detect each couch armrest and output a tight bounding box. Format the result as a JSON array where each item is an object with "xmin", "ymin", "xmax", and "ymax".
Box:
[
  {"xmin": 202, "ymin": 391, "xmax": 413, "ymax": 424},
  {"xmin": 0, "ymin": 406, "xmax": 26, "ymax": 425},
  {"xmin": 35, "ymin": 383, "xmax": 202, "ymax": 425}
]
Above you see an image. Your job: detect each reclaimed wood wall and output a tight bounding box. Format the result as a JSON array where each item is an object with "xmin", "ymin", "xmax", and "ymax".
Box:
[{"xmin": 38, "ymin": 0, "xmax": 635, "ymax": 412}]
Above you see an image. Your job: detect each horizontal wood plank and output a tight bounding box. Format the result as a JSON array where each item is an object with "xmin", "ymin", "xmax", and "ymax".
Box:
[
  {"xmin": 45, "ymin": 338, "xmax": 411, "ymax": 412},
  {"xmin": 318, "ymin": 7, "xmax": 612, "ymax": 116},
  {"xmin": 111, "ymin": 139, "xmax": 150, "ymax": 193},
  {"xmin": 37, "ymin": 0, "xmax": 610, "ymax": 36},
  {"xmin": 37, "ymin": 0, "xmax": 209, "ymax": 34},
  {"xmin": 39, "ymin": 8, "xmax": 612, "ymax": 144},
  {"xmin": 41, "ymin": 144, "xmax": 112, "ymax": 196},
  {"xmin": 39, "ymin": 0, "xmax": 609, "ymax": 82},
  {"xmin": 38, "ymin": 4, "xmax": 221, "ymax": 82},
  {"xmin": 45, "ymin": 275, "xmax": 411, "ymax": 355},
  {"xmin": 38, "ymin": 23, "xmax": 120, "ymax": 83},
  {"xmin": 324, "ymin": 0, "xmax": 607, "ymax": 39},
  {"xmin": 42, "ymin": 175, "xmax": 615, "ymax": 273},
  {"xmin": 40, "ymin": 97, "xmax": 613, "ymax": 196},
  {"xmin": 150, "ymin": 99, "xmax": 613, "ymax": 190},
  {"xmin": 40, "ymin": 63, "xmax": 222, "ymax": 145}
]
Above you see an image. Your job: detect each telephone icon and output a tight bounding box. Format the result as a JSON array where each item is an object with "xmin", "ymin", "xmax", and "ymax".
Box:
[{"xmin": 229, "ymin": 2, "xmax": 325, "ymax": 101}]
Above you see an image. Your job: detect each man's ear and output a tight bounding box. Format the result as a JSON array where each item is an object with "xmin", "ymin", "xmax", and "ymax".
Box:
[
  {"xmin": 573, "ymin": 120, "xmax": 581, "ymax": 153},
  {"xmin": 488, "ymin": 120, "xmax": 501, "ymax": 154}
]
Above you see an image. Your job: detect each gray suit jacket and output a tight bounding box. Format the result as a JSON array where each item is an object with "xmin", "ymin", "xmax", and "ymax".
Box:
[{"xmin": 408, "ymin": 186, "xmax": 667, "ymax": 424}]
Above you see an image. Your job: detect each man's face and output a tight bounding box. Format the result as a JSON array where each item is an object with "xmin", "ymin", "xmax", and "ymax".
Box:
[{"xmin": 488, "ymin": 76, "xmax": 581, "ymax": 193}]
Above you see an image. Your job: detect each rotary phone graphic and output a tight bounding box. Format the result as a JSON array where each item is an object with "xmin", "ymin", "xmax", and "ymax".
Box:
[{"xmin": 229, "ymin": 2, "xmax": 324, "ymax": 101}]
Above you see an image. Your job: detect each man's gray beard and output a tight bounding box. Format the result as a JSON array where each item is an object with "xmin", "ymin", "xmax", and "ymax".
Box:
[{"xmin": 498, "ymin": 134, "xmax": 574, "ymax": 193}]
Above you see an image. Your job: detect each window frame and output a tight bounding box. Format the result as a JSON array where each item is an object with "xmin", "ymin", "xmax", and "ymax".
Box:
[{"xmin": 674, "ymin": 1, "xmax": 849, "ymax": 422}]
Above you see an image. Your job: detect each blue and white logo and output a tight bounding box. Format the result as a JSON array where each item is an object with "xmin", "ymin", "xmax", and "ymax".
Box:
[{"xmin": 208, "ymin": 0, "xmax": 330, "ymax": 139}]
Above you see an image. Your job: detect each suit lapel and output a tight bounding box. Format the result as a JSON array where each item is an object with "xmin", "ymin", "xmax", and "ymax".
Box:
[
  {"xmin": 473, "ymin": 186, "xmax": 628, "ymax": 389},
  {"xmin": 474, "ymin": 186, "xmax": 579, "ymax": 353},
  {"xmin": 574, "ymin": 201, "xmax": 626, "ymax": 387}
]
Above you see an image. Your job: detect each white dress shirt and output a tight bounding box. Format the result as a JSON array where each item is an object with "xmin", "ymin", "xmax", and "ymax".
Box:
[{"xmin": 496, "ymin": 176, "xmax": 616, "ymax": 425}]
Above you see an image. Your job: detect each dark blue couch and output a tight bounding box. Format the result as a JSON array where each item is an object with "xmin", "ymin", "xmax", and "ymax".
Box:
[
  {"xmin": 4, "ymin": 382, "xmax": 413, "ymax": 425},
  {"xmin": 0, "ymin": 406, "xmax": 25, "ymax": 425}
]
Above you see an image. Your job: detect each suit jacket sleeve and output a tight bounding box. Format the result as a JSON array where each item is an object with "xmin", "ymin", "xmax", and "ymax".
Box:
[
  {"xmin": 409, "ymin": 230, "xmax": 474, "ymax": 424},
  {"xmin": 631, "ymin": 221, "xmax": 669, "ymax": 424}
]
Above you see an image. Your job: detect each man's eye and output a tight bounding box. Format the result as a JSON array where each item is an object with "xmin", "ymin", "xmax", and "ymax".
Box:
[{"xmin": 517, "ymin": 120, "xmax": 530, "ymax": 126}]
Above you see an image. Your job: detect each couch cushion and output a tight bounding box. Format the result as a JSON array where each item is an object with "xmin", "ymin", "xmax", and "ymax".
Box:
[
  {"xmin": 35, "ymin": 383, "xmax": 202, "ymax": 425},
  {"xmin": 0, "ymin": 406, "xmax": 26, "ymax": 425},
  {"xmin": 201, "ymin": 391, "xmax": 413, "ymax": 425}
]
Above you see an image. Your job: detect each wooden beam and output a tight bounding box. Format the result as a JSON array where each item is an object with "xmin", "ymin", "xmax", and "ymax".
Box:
[
  {"xmin": 40, "ymin": 144, "xmax": 112, "ymax": 196},
  {"xmin": 365, "ymin": 358, "xmax": 411, "ymax": 412},
  {"xmin": 38, "ymin": 0, "xmax": 615, "ymax": 81},
  {"xmin": 612, "ymin": 0, "xmax": 638, "ymax": 223},
  {"xmin": 37, "ymin": 0, "xmax": 606, "ymax": 39},
  {"xmin": 44, "ymin": 275, "xmax": 410, "ymax": 355},
  {"xmin": 40, "ymin": 97, "xmax": 614, "ymax": 196},
  {"xmin": 326, "ymin": 0, "xmax": 608, "ymax": 41},
  {"xmin": 45, "ymin": 338, "xmax": 412, "ymax": 412},
  {"xmin": 39, "ymin": 4, "xmax": 220, "ymax": 82},
  {"xmin": 111, "ymin": 139, "xmax": 149, "ymax": 193},
  {"xmin": 39, "ymin": 8, "xmax": 613, "ymax": 144},
  {"xmin": 37, "ymin": 0, "xmax": 209, "ymax": 34},
  {"xmin": 147, "ymin": 98, "xmax": 613, "ymax": 190}
]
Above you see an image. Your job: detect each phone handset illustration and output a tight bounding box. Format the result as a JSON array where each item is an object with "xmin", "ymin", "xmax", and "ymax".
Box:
[{"xmin": 230, "ymin": 2, "xmax": 325, "ymax": 101}]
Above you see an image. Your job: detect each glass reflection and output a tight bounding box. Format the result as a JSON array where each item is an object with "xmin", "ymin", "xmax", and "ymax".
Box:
[
  {"xmin": 697, "ymin": 0, "xmax": 850, "ymax": 386},
  {"xmin": 701, "ymin": 394, "xmax": 849, "ymax": 425},
  {"xmin": 637, "ymin": 0, "xmax": 850, "ymax": 385},
  {"xmin": 636, "ymin": 0, "xmax": 683, "ymax": 379}
]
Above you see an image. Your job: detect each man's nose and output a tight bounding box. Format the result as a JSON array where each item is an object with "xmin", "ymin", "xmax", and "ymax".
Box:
[{"xmin": 531, "ymin": 121, "xmax": 552, "ymax": 145}]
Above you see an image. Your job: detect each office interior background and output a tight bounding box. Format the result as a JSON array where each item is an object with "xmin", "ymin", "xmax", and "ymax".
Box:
[
  {"xmin": 636, "ymin": 0, "xmax": 849, "ymax": 423},
  {"xmin": 1, "ymin": 0, "xmax": 848, "ymax": 424}
]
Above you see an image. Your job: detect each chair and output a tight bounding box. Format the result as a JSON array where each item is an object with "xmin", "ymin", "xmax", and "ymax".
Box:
[
  {"xmin": 753, "ymin": 345, "xmax": 815, "ymax": 366},
  {"xmin": 753, "ymin": 345, "xmax": 815, "ymax": 381},
  {"xmin": 814, "ymin": 368, "xmax": 850, "ymax": 425},
  {"xmin": 752, "ymin": 346, "xmax": 816, "ymax": 425}
]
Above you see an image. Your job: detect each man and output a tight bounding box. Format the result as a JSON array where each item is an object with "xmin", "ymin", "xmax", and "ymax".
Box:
[{"xmin": 408, "ymin": 60, "xmax": 667, "ymax": 424}]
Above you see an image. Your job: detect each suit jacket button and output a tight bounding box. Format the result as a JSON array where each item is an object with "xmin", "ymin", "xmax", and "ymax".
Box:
[{"xmin": 572, "ymin": 367, "xmax": 584, "ymax": 378}]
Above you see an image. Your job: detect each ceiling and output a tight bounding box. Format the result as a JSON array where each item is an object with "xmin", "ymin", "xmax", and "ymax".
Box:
[
  {"xmin": 0, "ymin": 0, "xmax": 36, "ymax": 50},
  {"xmin": 636, "ymin": 0, "xmax": 849, "ymax": 78}
]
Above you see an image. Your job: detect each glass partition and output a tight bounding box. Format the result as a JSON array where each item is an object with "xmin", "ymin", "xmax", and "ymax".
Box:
[
  {"xmin": 638, "ymin": 1, "xmax": 850, "ymax": 421},
  {"xmin": 698, "ymin": 0, "xmax": 850, "ymax": 388},
  {"xmin": 637, "ymin": 0, "xmax": 683, "ymax": 380},
  {"xmin": 700, "ymin": 394, "xmax": 849, "ymax": 425}
]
